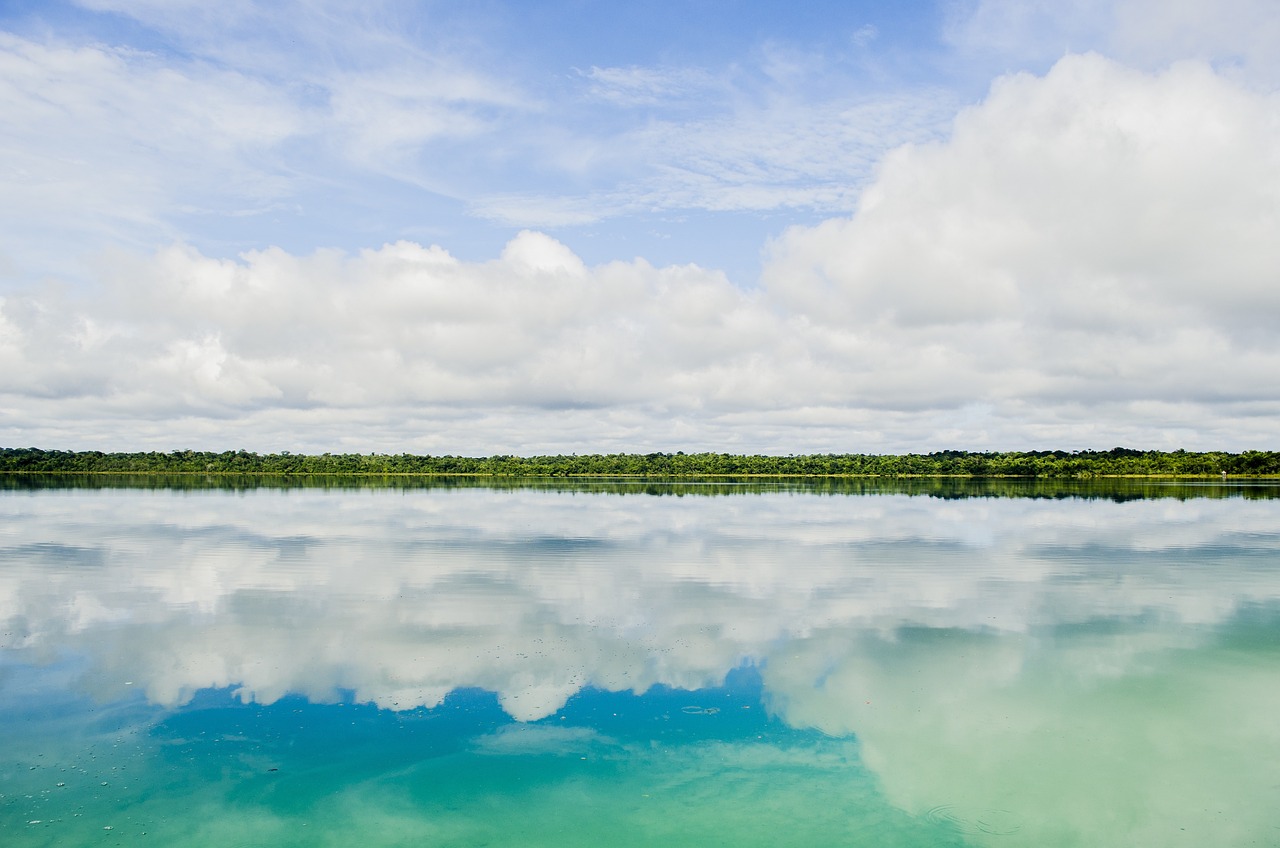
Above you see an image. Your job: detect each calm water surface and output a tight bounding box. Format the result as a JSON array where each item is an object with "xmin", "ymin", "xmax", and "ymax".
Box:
[{"xmin": 2, "ymin": 479, "xmax": 1279, "ymax": 846}]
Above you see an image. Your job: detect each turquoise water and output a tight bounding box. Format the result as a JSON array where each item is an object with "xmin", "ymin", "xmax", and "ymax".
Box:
[{"xmin": 3, "ymin": 481, "xmax": 1279, "ymax": 846}]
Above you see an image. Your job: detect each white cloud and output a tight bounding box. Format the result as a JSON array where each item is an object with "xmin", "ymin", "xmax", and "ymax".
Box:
[
  {"xmin": 0, "ymin": 32, "xmax": 305, "ymax": 271},
  {"xmin": 0, "ymin": 19, "xmax": 530, "ymax": 277},
  {"xmin": 1110, "ymin": 0, "xmax": 1280, "ymax": 74},
  {"xmin": 581, "ymin": 65, "xmax": 720, "ymax": 106},
  {"xmin": 11, "ymin": 0, "xmax": 1277, "ymax": 283},
  {"xmin": 1, "ymin": 233, "xmax": 796, "ymax": 444},
  {"xmin": 768, "ymin": 54, "xmax": 1280, "ymax": 322},
  {"xmin": 474, "ymin": 78, "xmax": 958, "ymax": 225},
  {"xmin": 850, "ymin": 24, "xmax": 879, "ymax": 49},
  {"xmin": 3, "ymin": 43, "xmax": 1279, "ymax": 450},
  {"xmin": 761, "ymin": 53, "xmax": 1280, "ymax": 425},
  {"xmin": 947, "ymin": 0, "xmax": 1280, "ymax": 82},
  {"xmin": 326, "ymin": 67, "xmax": 533, "ymax": 178}
]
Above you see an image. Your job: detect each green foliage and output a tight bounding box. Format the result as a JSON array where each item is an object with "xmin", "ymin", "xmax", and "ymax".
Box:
[{"xmin": 1, "ymin": 447, "xmax": 1277, "ymax": 477}]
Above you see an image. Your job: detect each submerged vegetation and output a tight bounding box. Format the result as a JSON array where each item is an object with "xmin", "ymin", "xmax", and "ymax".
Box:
[{"xmin": 1, "ymin": 447, "xmax": 1278, "ymax": 478}]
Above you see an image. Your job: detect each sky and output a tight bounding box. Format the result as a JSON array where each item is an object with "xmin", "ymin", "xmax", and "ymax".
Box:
[{"xmin": 1, "ymin": 0, "xmax": 1278, "ymax": 454}]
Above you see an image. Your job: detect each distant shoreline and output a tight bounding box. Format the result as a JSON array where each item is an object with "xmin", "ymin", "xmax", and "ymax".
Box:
[{"xmin": 3, "ymin": 448, "xmax": 1278, "ymax": 479}]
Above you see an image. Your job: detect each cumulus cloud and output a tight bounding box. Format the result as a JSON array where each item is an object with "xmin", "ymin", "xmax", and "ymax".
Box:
[
  {"xmin": 761, "ymin": 53, "xmax": 1280, "ymax": 436},
  {"xmin": 2, "ymin": 230, "xmax": 822, "ymax": 451},
  {"xmin": 768, "ymin": 54, "xmax": 1280, "ymax": 319},
  {"xmin": 946, "ymin": 0, "xmax": 1280, "ymax": 82},
  {"xmin": 3, "ymin": 53, "xmax": 1279, "ymax": 451}
]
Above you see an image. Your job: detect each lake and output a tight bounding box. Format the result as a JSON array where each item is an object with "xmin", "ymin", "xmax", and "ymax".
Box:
[{"xmin": 2, "ymin": 478, "xmax": 1278, "ymax": 846}]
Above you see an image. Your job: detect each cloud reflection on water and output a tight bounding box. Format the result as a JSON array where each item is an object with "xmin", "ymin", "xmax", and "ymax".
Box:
[{"xmin": 2, "ymin": 485, "xmax": 1279, "ymax": 845}]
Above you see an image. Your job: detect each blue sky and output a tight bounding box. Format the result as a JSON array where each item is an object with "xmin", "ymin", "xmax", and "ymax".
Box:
[
  {"xmin": 0, "ymin": 0, "xmax": 968, "ymax": 277},
  {"xmin": 2, "ymin": 1, "xmax": 1279, "ymax": 453}
]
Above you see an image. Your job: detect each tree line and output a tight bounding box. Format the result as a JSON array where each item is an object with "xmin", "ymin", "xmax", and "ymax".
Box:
[{"xmin": 2, "ymin": 447, "xmax": 1277, "ymax": 477}]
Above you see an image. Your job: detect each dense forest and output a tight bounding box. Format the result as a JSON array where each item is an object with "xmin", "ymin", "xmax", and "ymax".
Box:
[{"xmin": 2, "ymin": 447, "xmax": 1277, "ymax": 477}]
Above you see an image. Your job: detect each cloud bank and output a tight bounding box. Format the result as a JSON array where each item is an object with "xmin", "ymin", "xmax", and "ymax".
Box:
[{"xmin": 3, "ymin": 53, "xmax": 1279, "ymax": 451}]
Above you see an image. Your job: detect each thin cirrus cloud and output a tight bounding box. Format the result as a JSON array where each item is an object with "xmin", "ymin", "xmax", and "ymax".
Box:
[
  {"xmin": 471, "ymin": 85, "xmax": 959, "ymax": 227},
  {"xmin": 580, "ymin": 64, "xmax": 722, "ymax": 107},
  {"xmin": 0, "ymin": 2, "xmax": 536, "ymax": 275},
  {"xmin": 0, "ymin": 32, "xmax": 304, "ymax": 268}
]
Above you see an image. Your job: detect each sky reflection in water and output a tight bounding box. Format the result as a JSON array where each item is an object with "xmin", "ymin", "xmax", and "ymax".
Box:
[{"xmin": 2, "ymin": 482, "xmax": 1279, "ymax": 846}]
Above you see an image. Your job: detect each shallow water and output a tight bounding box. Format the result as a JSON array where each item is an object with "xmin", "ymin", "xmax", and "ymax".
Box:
[{"xmin": 2, "ymin": 480, "xmax": 1279, "ymax": 846}]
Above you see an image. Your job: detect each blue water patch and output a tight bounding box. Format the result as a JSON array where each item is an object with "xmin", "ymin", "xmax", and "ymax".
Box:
[
  {"xmin": 145, "ymin": 665, "xmax": 801, "ymax": 790},
  {"xmin": 553, "ymin": 665, "xmax": 778, "ymax": 742},
  {"xmin": 4, "ymin": 668, "xmax": 962, "ymax": 848}
]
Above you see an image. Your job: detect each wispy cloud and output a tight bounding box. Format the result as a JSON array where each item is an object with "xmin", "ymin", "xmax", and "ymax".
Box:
[
  {"xmin": 580, "ymin": 64, "xmax": 722, "ymax": 106},
  {"xmin": 472, "ymin": 84, "xmax": 958, "ymax": 226},
  {"xmin": 0, "ymin": 32, "xmax": 306, "ymax": 273}
]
